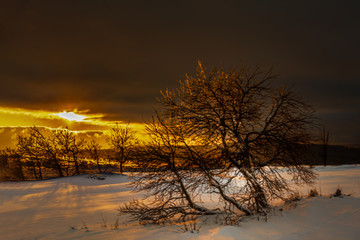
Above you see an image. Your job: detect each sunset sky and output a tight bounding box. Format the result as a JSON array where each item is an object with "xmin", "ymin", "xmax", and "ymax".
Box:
[{"xmin": 0, "ymin": 0, "xmax": 359, "ymax": 147}]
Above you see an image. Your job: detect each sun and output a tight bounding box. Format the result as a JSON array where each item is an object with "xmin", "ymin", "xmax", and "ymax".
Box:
[{"xmin": 57, "ymin": 111, "xmax": 87, "ymax": 122}]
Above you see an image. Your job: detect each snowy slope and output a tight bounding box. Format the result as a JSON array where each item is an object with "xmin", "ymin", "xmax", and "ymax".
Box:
[{"xmin": 0, "ymin": 166, "xmax": 359, "ymax": 240}]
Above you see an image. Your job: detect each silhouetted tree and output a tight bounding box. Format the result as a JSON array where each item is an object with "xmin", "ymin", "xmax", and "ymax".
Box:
[
  {"xmin": 87, "ymin": 140, "xmax": 102, "ymax": 173},
  {"xmin": 55, "ymin": 128, "xmax": 84, "ymax": 175},
  {"xmin": 120, "ymin": 62, "xmax": 315, "ymax": 220},
  {"xmin": 151, "ymin": 62, "xmax": 316, "ymax": 216},
  {"xmin": 120, "ymin": 63, "xmax": 316, "ymax": 223},
  {"xmin": 24, "ymin": 127, "xmax": 64, "ymax": 177},
  {"xmin": 0, "ymin": 148, "xmax": 24, "ymax": 181},
  {"xmin": 17, "ymin": 134, "xmax": 43, "ymax": 180},
  {"xmin": 107, "ymin": 123, "xmax": 137, "ymax": 174}
]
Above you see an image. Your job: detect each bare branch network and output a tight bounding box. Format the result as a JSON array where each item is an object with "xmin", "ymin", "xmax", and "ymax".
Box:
[{"xmin": 119, "ymin": 62, "xmax": 317, "ymax": 223}]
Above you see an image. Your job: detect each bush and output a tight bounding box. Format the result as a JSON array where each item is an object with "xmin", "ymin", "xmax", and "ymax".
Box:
[
  {"xmin": 308, "ymin": 189, "xmax": 319, "ymax": 197},
  {"xmin": 333, "ymin": 188, "xmax": 342, "ymax": 197}
]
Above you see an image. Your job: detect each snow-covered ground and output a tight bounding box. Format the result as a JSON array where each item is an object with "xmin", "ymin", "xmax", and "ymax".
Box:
[{"xmin": 0, "ymin": 165, "xmax": 359, "ymax": 240}]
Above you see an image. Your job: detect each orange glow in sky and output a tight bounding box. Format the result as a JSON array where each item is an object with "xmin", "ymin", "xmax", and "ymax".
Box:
[
  {"xmin": 57, "ymin": 111, "xmax": 87, "ymax": 122},
  {"xmin": 0, "ymin": 106, "xmax": 146, "ymax": 132},
  {"xmin": 0, "ymin": 106, "xmax": 147, "ymax": 148},
  {"xmin": 0, "ymin": 107, "xmax": 108, "ymax": 128}
]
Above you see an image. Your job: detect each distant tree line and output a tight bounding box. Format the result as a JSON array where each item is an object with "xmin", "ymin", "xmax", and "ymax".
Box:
[
  {"xmin": 1, "ymin": 123, "xmax": 353, "ymax": 182},
  {"xmin": 0, "ymin": 124, "xmax": 138, "ymax": 181}
]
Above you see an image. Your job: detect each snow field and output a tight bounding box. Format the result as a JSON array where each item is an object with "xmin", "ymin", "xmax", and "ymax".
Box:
[{"xmin": 0, "ymin": 165, "xmax": 359, "ymax": 239}]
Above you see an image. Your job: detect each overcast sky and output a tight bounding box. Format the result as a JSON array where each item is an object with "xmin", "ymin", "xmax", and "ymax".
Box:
[{"xmin": 0, "ymin": 0, "xmax": 359, "ymax": 145}]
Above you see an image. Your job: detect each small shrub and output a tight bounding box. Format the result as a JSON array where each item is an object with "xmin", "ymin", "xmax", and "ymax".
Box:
[
  {"xmin": 81, "ymin": 221, "xmax": 89, "ymax": 232},
  {"xmin": 88, "ymin": 174, "xmax": 106, "ymax": 180},
  {"xmin": 282, "ymin": 192, "xmax": 301, "ymax": 210},
  {"xmin": 180, "ymin": 216, "xmax": 200, "ymax": 233},
  {"xmin": 100, "ymin": 214, "xmax": 107, "ymax": 228},
  {"xmin": 111, "ymin": 218, "xmax": 119, "ymax": 230},
  {"xmin": 308, "ymin": 189, "xmax": 319, "ymax": 197},
  {"xmin": 223, "ymin": 214, "xmax": 243, "ymax": 226},
  {"xmin": 333, "ymin": 187, "xmax": 342, "ymax": 197},
  {"xmin": 286, "ymin": 192, "xmax": 301, "ymax": 203}
]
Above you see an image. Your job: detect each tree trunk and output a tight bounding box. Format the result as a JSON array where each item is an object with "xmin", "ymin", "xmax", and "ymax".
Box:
[
  {"xmin": 173, "ymin": 168, "xmax": 216, "ymax": 214},
  {"xmin": 119, "ymin": 161, "xmax": 123, "ymax": 174},
  {"xmin": 241, "ymin": 169, "xmax": 268, "ymax": 212},
  {"xmin": 120, "ymin": 148, "xmax": 125, "ymax": 174},
  {"xmin": 37, "ymin": 159, "xmax": 43, "ymax": 180},
  {"xmin": 97, "ymin": 159, "xmax": 102, "ymax": 173},
  {"xmin": 54, "ymin": 159, "xmax": 64, "ymax": 177},
  {"xmin": 73, "ymin": 153, "xmax": 80, "ymax": 175},
  {"xmin": 32, "ymin": 163, "xmax": 38, "ymax": 180},
  {"xmin": 15, "ymin": 157, "xmax": 25, "ymax": 181}
]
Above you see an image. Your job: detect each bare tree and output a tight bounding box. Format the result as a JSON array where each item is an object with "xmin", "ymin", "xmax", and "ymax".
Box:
[
  {"xmin": 106, "ymin": 123, "xmax": 137, "ymax": 174},
  {"xmin": 0, "ymin": 148, "xmax": 24, "ymax": 181},
  {"xmin": 157, "ymin": 62, "xmax": 317, "ymax": 215},
  {"xmin": 17, "ymin": 134, "xmax": 43, "ymax": 180},
  {"xmin": 23, "ymin": 126, "xmax": 64, "ymax": 177},
  {"xmin": 55, "ymin": 128, "xmax": 84, "ymax": 175},
  {"xmin": 120, "ymin": 62, "xmax": 316, "ymax": 224},
  {"xmin": 16, "ymin": 127, "xmax": 87, "ymax": 178},
  {"xmin": 87, "ymin": 140, "xmax": 102, "ymax": 173}
]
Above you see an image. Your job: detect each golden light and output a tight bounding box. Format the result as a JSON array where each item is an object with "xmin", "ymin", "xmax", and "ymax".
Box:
[
  {"xmin": 0, "ymin": 106, "xmax": 147, "ymax": 140},
  {"xmin": 57, "ymin": 111, "xmax": 87, "ymax": 122},
  {"xmin": 0, "ymin": 106, "xmax": 150, "ymax": 148}
]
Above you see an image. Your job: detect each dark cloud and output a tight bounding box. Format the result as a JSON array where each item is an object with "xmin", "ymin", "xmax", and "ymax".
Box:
[{"xmin": 0, "ymin": 0, "xmax": 359, "ymax": 144}]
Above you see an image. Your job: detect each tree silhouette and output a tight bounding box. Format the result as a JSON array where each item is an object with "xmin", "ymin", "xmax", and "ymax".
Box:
[
  {"xmin": 55, "ymin": 128, "xmax": 84, "ymax": 175},
  {"xmin": 159, "ymin": 61, "xmax": 317, "ymax": 214},
  {"xmin": 87, "ymin": 140, "xmax": 102, "ymax": 173},
  {"xmin": 121, "ymin": 62, "xmax": 317, "ymax": 222},
  {"xmin": 17, "ymin": 134, "xmax": 43, "ymax": 180},
  {"xmin": 24, "ymin": 127, "xmax": 64, "ymax": 177},
  {"xmin": 107, "ymin": 123, "xmax": 137, "ymax": 174}
]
